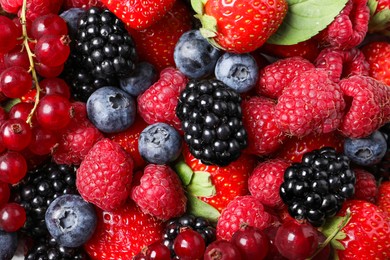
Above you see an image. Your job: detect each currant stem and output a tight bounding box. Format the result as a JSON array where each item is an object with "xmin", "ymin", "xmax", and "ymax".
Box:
[{"xmin": 20, "ymin": 0, "xmax": 42, "ymax": 126}]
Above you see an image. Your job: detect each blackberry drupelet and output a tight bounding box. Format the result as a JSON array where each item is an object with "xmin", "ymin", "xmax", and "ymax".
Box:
[
  {"xmin": 280, "ymin": 147, "xmax": 356, "ymax": 227},
  {"xmin": 63, "ymin": 7, "xmax": 137, "ymax": 102},
  {"xmin": 176, "ymin": 79, "xmax": 247, "ymax": 166},
  {"xmin": 162, "ymin": 214, "xmax": 216, "ymax": 258},
  {"xmin": 12, "ymin": 162, "xmax": 78, "ymax": 238}
]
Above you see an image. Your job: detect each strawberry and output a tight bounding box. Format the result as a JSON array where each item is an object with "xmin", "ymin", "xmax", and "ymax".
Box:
[
  {"xmin": 361, "ymin": 41, "xmax": 390, "ymax": 86},
  {"xmin": 193, "ymin": 0, "xmax": 288, "ymax": 53},
  {"xmin": 275, "ymin": 131, "xmax": 345, "ymax": 163},
  {"xmin": 128, "ymin": 0, "xmax": 192, "ymax": 71},
  {"xmin": 101, "ymin": 0, "xmax": 176, "ymax": 30},
  {"xmin": 182, "ymin": 145, "xmax": 257, "ymax": 212},
  {"xmin": 335, "ymin": 200, "xmax": 390, "ymax": 259},
  {"xmin": 377, "ymin": 181, "xmax": 390, "ymax": 217},
  {"xmin": 84, "ymin": 200, "xmax": 164, "ymax": 259}
]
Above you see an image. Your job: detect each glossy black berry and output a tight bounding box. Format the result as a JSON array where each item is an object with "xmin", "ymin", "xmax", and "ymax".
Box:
[
  {"xmin": 280, "ymin": 147, "xmax": 356, "ymax": 227},
  {"xmin": 176, "ymin": 79, "xmax": 247, "ymax": 166}
]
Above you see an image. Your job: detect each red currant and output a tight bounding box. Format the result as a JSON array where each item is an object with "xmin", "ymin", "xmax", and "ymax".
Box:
[
  {"xmin": 36, "ymin": 94, "xmax": 73, "ymax": 130},
  {"xmin": 28, "ymin": 126, "xmax": 60, "ymax": 155},
  {"xmin": 231, "ymin": 225, "xmax": 269, "ymax": 260},
  {"xmin": 0, "ymin": 182, "xmax": 10, "ymax": 208},
  {"xmin": 31, "ymin": 14, "xmax": 68, "ymax": 40},
  {"xmin": 0, "ymin": 107, "xmax": 7, "ymax": 121},
  {"xmin": 0, "ymin": 66, "xmax": 33, "ymax": 98},
  {"xmin": 146, "ymin": 242, "xmax": 171, "ymax": 260},
  {"xmin": 35, "ymin": 62, "xmax": 64, "ymax": 78},
  {"xmin": 0, "ymin": 118, "xmax": 32, "ymax": 151},
  {"xmin": 8, "ymin": 102, "xmax": 34, "ymax": 122},
  {"xmin": 0, "ymin": 16, "xmax": 19, "ymax": 53},
  {"xmin": 0, "ymin": 202, "xmax": 26, "ymax": 232},
  {"xmin": 4, "ymin": 47, "xmax": 30, "ymax": 70},
  {"xmin": 204, "ymin": 240, "xmax": 242, "ymax": 260},
  {"xmin": 1, "ymin": 0, "xmax": 22, "ymax": 13},
  {"xmin": 35, "ymin": 35, "xmax": 70, "ymax": 67},
  {"xmin": 0, "ymin": 151, "xmax": 27, "ymax": 184},
  {"xmin": 173, "ymin": 229, "xmax": 206, "ymax": 260},
  {"xmin": 40, "ymin": 77, "xmax": 71, "ymax": 99}
]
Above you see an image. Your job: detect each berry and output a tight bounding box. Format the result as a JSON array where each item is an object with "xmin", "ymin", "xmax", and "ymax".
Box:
[
  {"xmin": 0, "ymin": 202, "xmax": 26, "ymax": 232},
  {"xmin": 248, "ymin": 159, "xmax": 290, "ymax": 209},
  {"xmin": 361, "ymin": 41, "xmax": 390, "ymax": 85},
  {"xmin": 86, "ymin": 86, "xmax": 136, "ymax": 133},
  {"xmin": 0, "ymin": 151, "xmax": 27, "ymax": 184},
  {"xmin": 131, "ymin": 164, "xmax": 187, "ymax": 220},
  {"xmin": 59, "ymin": 8, "xmax": 86, "ymax": 40},
  {"xmin": 23, "ymin": 0, "xmax": 64, "ymax": 21},
  {"xmin": 256, "ymin": 56, "xmax": 315, "ymax": 99},
  {"xmin": 377, "ymin": 181, "xmax": 390, "ymax": 216},
  {"xmin": 338, "ymin": 75, "xmax": 390, "ymax": 138},
  {"xmin": 119, "ymin": 62, "xmax": 157, "ymax": 96},
  {"xmin": 36, "ymin": 94, "xmax": 73, "ymax": 131},
  {"xmin": 0, "ymin": 16, "xmax": 19, "ymax": 53},
  {"xmin": 138, "ymin": 123, "xmax": 182, "ymax": 164},
  {"xmin": 173, "ymin": 228, "xmax": 206, "ymax": 259},
  {"xmin": 216, "ymin": 195, "xmax": 274, "ymax": 241},
  {"xmin": 0, "ymin": 66, "xmax": 33, "ymax": 98},
  {"xmin": 204, "ymin": 240, "xmax": 242, "ymax": 260},
  {"xmin": 144, "ymin": 242, "xmax": 171, "ymax": 260},
  {"xmin": 0, "ymin": 182, "xmax": 10, "ymax": 208},
  {"xmin": 30, "ymin": 13, "xmax": 68, "ymax": 39},
  {"xmin": 28, "ymin": 126, "xmax": 60, "ymax": 156},
  {"xmin": 0, "ymin": 118, "xmax": 32, "ymax": 151},
  {"xmin": 39, "ymin": 77, "xmax": 71, "ymax": 98},
  {"xmin": 34, "ymin": 34, "xmax": 71, "ymax": 67},
  {"xmin": 84, "ymin": 201, "xmax": 164, "ymax": 258},
  {"xmin": 314, "ymin": 47, "xmax": 370, "ymax": 82},
  {"xmin": 280, "ymin": 147, "xmax": 356, "ymax": 227},
  {"xmin": 274, "ymin": 220, "xmax": 319, "ymax": 260},
  {"xmin": 138, "ymin": 67, "xmax": 188, "ymax": 130},
  {"xmin": 76, "ymin": 138, "xmax": 134, "ymax": 211},
  {"xmin": 241, "ymin": 96, "xmax": 286, "ymax": 156},
  {"xmin": 176, "ymin": 79, "xmax": 247, "ymax": 166},
  {"xmin": 215, "ymin": 52, "xmax": 259, "ymax": 93},
  {"xmin": 231, "ymin": 225, "xmax": 269, "ymax": 260},
  {"xmin": 62, "ymin": 0, "xmax": 104, "ymax": 9},
  {"xmin": 274, "ymin": 68, "xmax": 345, "ymax": 137},
  {"xmin": 45, "ymin": 194, "xmax": 97, "ymax": 248},
  {"xmin": 0, "ymin": 230, "xmax": 18, "ymax": 260},
  {"xmin": 351, "ymin": 168, "xmax": 378, "ymax": 203},
  {"xmin": 174, "ymin": 29, "xmax": 222, "ymax": 79},
  {"xmin": 344, "ymin": 130, "xmax": 388, "ymax": 166}
]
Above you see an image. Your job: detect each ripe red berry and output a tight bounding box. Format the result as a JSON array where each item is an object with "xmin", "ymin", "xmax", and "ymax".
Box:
[
  {"xmin": 146, "ymin": 242, "xmax": 171, "ymax": 260},
  {"xmin": 31, "ymin": 14, "xmax": 68, "ymax": 39},
  {"xmin": 231, "ymin": 225, "xmax": 269, "ymax": 260},
  {"xmin": 0, "ymin": 118, "xmax": 32, "ymax": 151},
  {"xmin": 0, "ymin": 151, "xmax": 27, "ymax": 184},
  {"xmin": 34, "ymin": 35, "xmax": 70, "ymax": 67},
  {"xmin": 0, "ymin": 182, "xmax": 10, "ymax": 208},
  {"xmin": 0, "ymin": 66, "xmax": 33, "ymax": 98},
  {"xmin": 36, "ymin": 94, "xmax": 73, "ymax": 131},
  {"xmin": 0, "ymin": 16, "xmax": 19, "ymax": 53},
  {"xmin": 0, "ymin": 202, "xmax": 26, "ymax": 232},
  {"xmin": 173, "ymin": 229, "xmax": 206, "ymax": 259},
  {"xmin": 204, "ymin": 240, "xmax": 242, "ymax": 260}
]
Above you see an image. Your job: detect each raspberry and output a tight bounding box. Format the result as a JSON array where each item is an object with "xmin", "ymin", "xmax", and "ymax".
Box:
[
  {"xmin": 131, "ymin": 164, "xmax": 187, "ymax": 221},
  {"xmin": 339, "ymin": 75, "xmax": 390, "ymax": 138},
  {"xmin": 241, "ymin": 96, "xmax": 286, "ymax": 156},
  {"xmin": 76, "ymin": 138, "xmax": 134, "ymax": 211},
  {"xmin": 315, "ymin": 47, "xmax": 370, "ymax": 82},
  {"xmin": 52, "ymin": 102, "xmax": 103, "ymax": 165},
  {"xmin": 274, "ymin": 68, "xmax": 345, "ymax": 137},
  {"xmin": 351, "ymin": 168, "xmax": 378, "ymax": 203},
  {"xmin": 20, "ymin": 0, "xmax": 64, "ymax": 21},
  {"xmin": 216, "ymin": 195, "xmax": 274, "ymax": 240},
  {"xmin": 0, "ymin": 0, "xmax": 22, "ymax": 13},
  {"xmin": 317, "ymin": 0, "xmax": 370, "ymax": 49},
  {"xmin": 138, "ymin": 67, "xmax": 188, "ymax": 131},
  {"xmin": 248, "ymin": 159, "xmax": 290, "ymax": 209},
  {"xmin": 62, "ymin": 0, "xmax": 104, "ymax": 9},
  {"xmin": 256, "ymin": 56, "xmax": 315, "ymax": 99}
]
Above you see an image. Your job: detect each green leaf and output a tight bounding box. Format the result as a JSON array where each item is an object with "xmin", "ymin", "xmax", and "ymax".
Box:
[
  {"xmin": 174, "ymin": 160, "xmax": 194, "ymax": 186},
  {"xmin": 368, "ymin": 9, "xmax": 390, "ymax": 33},
  {"xmin": 191, "ymin": 0, "xmax": 204, "ymax": 15},
  {"xmin": 3, "ymin": 98, "xmax": 21, "ymax": 112},
  {"xmin": 199, "ymin": 14, "xmax": 217, "ymax": 34},
  {"xmin": 187, "ymin": 171, "xmax": 216, "ymax": 197},
  {"xmin": 267, "ymin": 0, "xmax": 349, "ymax": 45},
  {"xmin": 367, "ymin": 0, "xmax": 379, "ymax": 16},
  {"xmin": 187, "ymin": 193, "xmax": 220, "ymax": 223}
]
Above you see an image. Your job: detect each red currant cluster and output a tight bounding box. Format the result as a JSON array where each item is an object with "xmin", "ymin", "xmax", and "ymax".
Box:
[
  {"xmin": 0, "ymin": 7, "xmax": 73, "ymax": 204},
  {"xmin": 0, "ymin": 182, "xmax": 26, "ymax": 233}
]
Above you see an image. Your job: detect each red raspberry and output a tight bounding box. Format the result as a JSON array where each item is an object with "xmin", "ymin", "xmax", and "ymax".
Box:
[
  {"xmin": 256, "ymin": 56, "xmax": 315, "ymax": 99},
  {"xmin": 339, "ymin": 75, "xmax": 390, "ymax": 138},
  {"xmin": 62, "ymin": 0, "xmax": 104, "ymax": 9},
  {"xmin": 248, "ymin": 159, "xmax": 290, "ymax": 209},
  {"xmin": 274, "ymin": 68, "xmax": 345, "ymax": 137},
  {"xmin": 315, "ymin": 47, "xmax": 369, "ymax": 82},
  {"xmin": 18, "ymin": 0, "xmax": 64, "ymax": 21},
  {"xmin": 216, "ymin": 195, "xmax": 274, "ymax": 240},
  {"xmin": 76, "ymin": 138, "xmax": 134, "ymax": 211},
  {"xmin": 0, "ymin": 0, "xmax": 22, "ymax": 13},
  {"xmin": 317, "ymin": 0, "xmax": 370, "ymax": 49},
  {"xmin": 137, "ymin": 67, "xmax": 188, "ymax": 131},
  {"xmin": 351, "ymin": 168, "xmax": 378, "ymax": 203},
  {"xmin": 52, "ymin": 102, "xmax": 103, "ymax": 165},
  {"xmin": 131, "ymin": 164, "xmax": 187, "ymax": 221},
  {"xmin": 241, "ymin": 96, "xmax": 286, "ymax": 156}
]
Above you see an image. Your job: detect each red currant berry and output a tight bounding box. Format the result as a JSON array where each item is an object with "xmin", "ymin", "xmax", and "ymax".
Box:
[
  {"xmin": 146, "ymin": 242, "xmax": 171, "ymax": 260},
  {"xmin": 35, "ymin": 35, "xmax": 70, "ymax": 67},
  {"xmin": 0, "ymin": 107, "xmax": 7, "ymax": 121},
  {"xmin": 263, "ymin": 226, "xmax": 286, "ymax": 259},
  {"xmin": 1, "ymin": 0, "xmax": 22, "ymax": 13},
  {"xmin": 174, "ymin": 229, "xmax": 206, "ymax": 260},
  {"xmin": 0, "ymin": 16, "xmax": 19, "ymax": 53},
  {"xmin": 0, "ymin": 151, "xmax": 27, "ymax": 184},
  {"xmin": 31, "ymin": 14, "xmax": 68, "ymax": 40},
  {"xmin": 4, "ymin": 47, "xmax": 30, "ymax": 70},
  {"xmin": 35, "ymin": 62, "xmax": 64, "ymax": 78},
  {"xmin": 0, "ymin": 66, "xmax": 33, "ymax": 98},
  {"xmin": 0, "ymin": 182, "xmax": 10, "ymax": 208},
  {"xmin": 28, "ymin": 126, "xmax": 60, "ymax": 155},
  {"xmin": 9, "ymin": 102, "xmax": 34, "ymax": 122},
  {"xmin": 204, "ymin": 240, "xmax": 242, "ymax": 260},
  {"xmin": 40, "ymin": 77, "xmax": 71, "ymax": 99},
  {"xmin": 0, "ymin": 118, "xmax": 32, "ymax": 151},
  {"xmin": 275, "ymin": 220, "xmax": 319, "ymax": 260},
  {"xmin": 36, "ymin": 94, "xmax": 73, "ymax": 130},
  {"xmin": 0, "ymin": 202, "xmax": 26, "ymax": 232},
  {"xmin": 231, "ymin": 225, "xmax": 269, "ymax": 260}
]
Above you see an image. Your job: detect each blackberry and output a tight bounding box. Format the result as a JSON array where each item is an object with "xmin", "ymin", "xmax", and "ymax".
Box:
[
  {"xmin": 162, "ymin": 214, "xmax": 216, "ymax": 258},
  {"xmin": 12, "ymin": 162, "xmax": 78, "ymax": 238},
  {"xmin": 62, "ymin": 7, "xmax": 137, "ymax": 102},
  {"xmin": 279, "ymin": 147, "xmax": 356, "ymax": 227},
  {"xmin": 176, "ymin": 79, "xmax": 247, "ymax": 166}
]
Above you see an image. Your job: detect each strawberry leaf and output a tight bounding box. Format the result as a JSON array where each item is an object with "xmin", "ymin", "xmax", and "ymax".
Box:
[
  {"xmin": 191, "ymin": 0, "xmax": 204, "ymax": 15},
  {"xmin": 367, "ymin": 0, "xmax": 379, "ymax": 16},
  {"xmin": 320, "ymin": 208, "xmax": 352, "ymax": 251},
  {"xmin": 174, "ymin": 160, "xmax": 194, "ymax": 186},
  {"xmin": 187, "ymin": 193, "xmax": 220, "ymax": 223},
  {"xmin": 187, "ymin": 171, "xmax": 216, "ymax": 197},
  {"xmin": 369, "ymin": 9, "xmax": 390, "ymax": 33},
  {"xmin": 267, "ymin": 0, "xmax": 349, "ymax": 45}
]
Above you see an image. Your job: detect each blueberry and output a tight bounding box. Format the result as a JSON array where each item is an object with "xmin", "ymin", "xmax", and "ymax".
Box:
[
  {"xmin": 138, "ymin": 123, "xmax": 182, "ymax": 164},
  {"xmin": 87, "ymin": 86, "xmax": 136, "ymax": 133},
  {"xmin": 214, "ymin": 52, "xmax": 259, "ymax": 93},
  {"xmin": 119, "ymin": 62, "xmax": 157, "ymax": 96},
  {"xmin": 174, "ymin": 30, "xmax": 222, "ymax": 79},
  {"xmin": 344, "ymin": 130, "xmax": 388, "ymax": 166},
  {"xmin": 0, "ymin": 230, "xmax": 17, "ymax": 260},
  {"xmin": 60, "ymin": 8, "xmax": 86, "ymax": 40},
  {"xmin": 45, "ymin": 194, "xmax": 97, "ymax": 248}
]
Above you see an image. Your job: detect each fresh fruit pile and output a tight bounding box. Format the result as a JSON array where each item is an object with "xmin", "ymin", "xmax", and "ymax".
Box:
[{"xmin": 0, "ymin": 0, "xmax": 389, "ymax": 259}]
